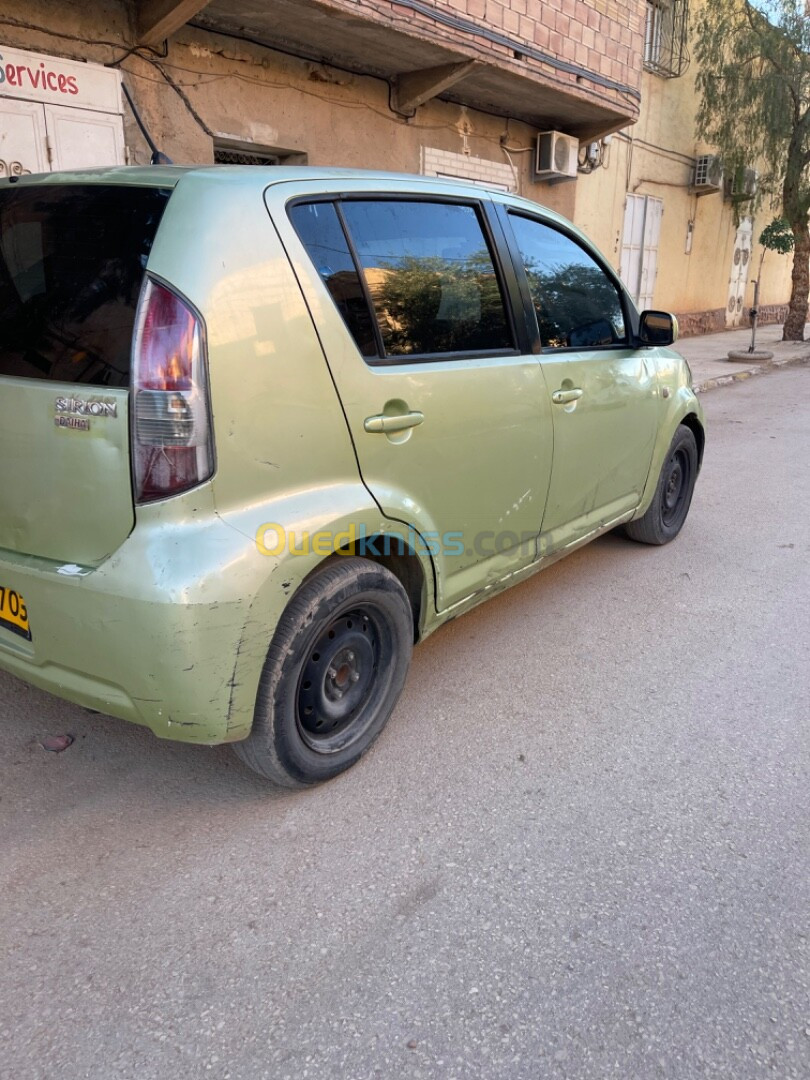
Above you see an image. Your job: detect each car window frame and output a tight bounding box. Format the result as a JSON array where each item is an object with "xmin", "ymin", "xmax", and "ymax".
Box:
[
  {"xmin": 493, "ymin": 203, "xmax": 640, "ymax": 356},
  {"xmin": 287, "ymin": 198, "xmax": 381, "ymax": 360},
  {"xmin": 286, "ymin": 192, "xmax": 532, "ymax": 366}
]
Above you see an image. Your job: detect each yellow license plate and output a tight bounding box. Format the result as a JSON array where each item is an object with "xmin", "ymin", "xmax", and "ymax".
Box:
[{"xmin": 0, "ymin": 585, "xmax": 31, "ymax": 641}]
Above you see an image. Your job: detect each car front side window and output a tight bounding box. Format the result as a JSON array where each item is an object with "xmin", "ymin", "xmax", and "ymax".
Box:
[{"xmin": 508, "ymin": 213, "xmax": 627, "ymax": 350}]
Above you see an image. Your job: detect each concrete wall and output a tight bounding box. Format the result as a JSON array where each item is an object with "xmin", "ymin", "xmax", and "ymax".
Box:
[{"xmin": 0, "ymin": 0, "xmax": 579, "ymax": 216}]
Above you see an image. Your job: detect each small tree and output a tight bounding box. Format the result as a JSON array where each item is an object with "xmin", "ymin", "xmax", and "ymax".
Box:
[
  {"xmin": 744, "ymin": 219, "xmax": 794, "ymax": 351},
  {"xmin": 758, "ymin": 216, "xmax": 796, "ymax": 259},
  {"xmin": 694, "ymin": 1, "xmax": 810, "ymax": 340}
]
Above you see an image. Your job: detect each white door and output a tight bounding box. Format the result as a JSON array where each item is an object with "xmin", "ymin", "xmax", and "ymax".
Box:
[
  {"xmin": 0, "ymin": 98, "xmax": 48, "ymax": 177},
  {"xmin": 620, "ymin": 194, "xmax": 663, "ymax": 310},
  {"xmin": 44, "ymin": 104, "xmax": 125, "ymax": 170},
  {"xmin": 726, "ymin": 218, "xmax": 753, "ymax": 327}
]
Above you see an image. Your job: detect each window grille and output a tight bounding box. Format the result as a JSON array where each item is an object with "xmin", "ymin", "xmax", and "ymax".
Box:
[
  {"xmin": 644, "ymin": 0, "xmax": 689, "ymax": 79},
  {"xmin": 213, "ymin": 147, "xmax": 281, "ymax": 166}
]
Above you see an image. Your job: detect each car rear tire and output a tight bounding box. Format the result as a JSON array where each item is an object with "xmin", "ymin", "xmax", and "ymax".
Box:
[
  {"xmin": 623, "ymin": 425, "xmax": 698, "ymax": 546},
  {"xmin": 233, "ymin": 557, "xmax": 413, "ymax": 788}
]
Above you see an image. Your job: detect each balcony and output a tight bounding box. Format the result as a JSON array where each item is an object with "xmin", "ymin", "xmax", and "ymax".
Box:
[{"xmin": 139, "ymin": 0, "xmax": 644, "ymax": 140}]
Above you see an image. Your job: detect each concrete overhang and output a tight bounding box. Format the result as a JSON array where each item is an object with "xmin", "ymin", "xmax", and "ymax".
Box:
[{"xmin": 180, "ymin": 0, "xmax": 638, "ymax": 141}]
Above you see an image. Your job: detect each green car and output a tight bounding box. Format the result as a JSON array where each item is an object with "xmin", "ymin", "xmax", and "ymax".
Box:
[{"xmin": 0, "ymin": 166, "xmax": 704, "ymax": 787}]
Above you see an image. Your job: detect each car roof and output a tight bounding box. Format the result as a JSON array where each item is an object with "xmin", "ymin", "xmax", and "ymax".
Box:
[{"xmin": 0, "ymin": 164, "xmax": 576, "ymax": 236}]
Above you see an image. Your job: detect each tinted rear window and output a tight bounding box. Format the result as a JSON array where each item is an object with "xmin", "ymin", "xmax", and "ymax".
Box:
[
  {"xmin": 288, "ymin": 201, "xmax": 378, "ymax": 358},
  {"xmin": 0, "ymin": 184, "xmax": 170, "ymax": 386}
]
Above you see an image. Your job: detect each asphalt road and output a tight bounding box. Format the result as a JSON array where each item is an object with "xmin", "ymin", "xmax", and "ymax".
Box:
[{"xmin": 1, "ymin": 367, "xmax": 808, "ymax": 1080}]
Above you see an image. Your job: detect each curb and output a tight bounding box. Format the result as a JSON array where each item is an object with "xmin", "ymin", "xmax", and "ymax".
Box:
[{"xmin": 694, "ymin": 352, "xmax": 810, "ymax": 394}]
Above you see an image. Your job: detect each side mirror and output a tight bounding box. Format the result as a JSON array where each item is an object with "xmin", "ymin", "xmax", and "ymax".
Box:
[{"xmin": 638, "ymin": 310, "xmax": 678, "ymax": 347}]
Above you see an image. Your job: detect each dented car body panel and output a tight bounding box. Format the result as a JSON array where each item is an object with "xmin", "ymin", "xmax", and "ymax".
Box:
[{"xmin": 0, "ymin": 166, "xmax": 704, "ymax": 746}]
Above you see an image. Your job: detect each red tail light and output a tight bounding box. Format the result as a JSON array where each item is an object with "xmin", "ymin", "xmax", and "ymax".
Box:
[{"xmin": 131, "ymin": 278, "xmax": 214, "ymax": 502}]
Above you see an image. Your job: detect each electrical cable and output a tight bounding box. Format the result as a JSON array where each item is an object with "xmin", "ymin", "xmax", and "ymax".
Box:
[
  {"xmin": 187, "ymin": 9, "xmax": 640, "ymax": 118},
  {"xmin": 120, "ymin": 52, "xmax": 537, "ymax": 142},
  {"xmin": 612, "ymin": 131, "xmax": 695, "ymax": 167},
  {"xmin": 148, "ymin": 58, "xmax": 215, "ymax": 137},
  {"xmin": 0, "ymin": 15, "xmax": 168, "ymax": 62},
  {"xmin": 3, "ymin": 10, "xmax": 638, "ymax": 168},
  {"xmin": 500, "ymin": 145, "xmax": 519, "ymax": 190},
  {"xmin": 120, "ymin": 80, "xmax": 159, "ymax": 157}
]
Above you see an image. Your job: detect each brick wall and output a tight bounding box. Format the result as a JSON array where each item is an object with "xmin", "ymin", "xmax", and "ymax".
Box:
[
  {"xmin": 422, "ymin": 146, "xmax": 517, "ymax": 189},
  {"xmin": 318, "ymin": 0, "xmax": 646, "ymax": 118}
]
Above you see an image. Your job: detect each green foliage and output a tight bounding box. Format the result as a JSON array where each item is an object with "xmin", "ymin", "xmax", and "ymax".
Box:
[
  {"xmin": 524, "ymin": 262, "xmax": 624, "ymax": 347},
  {"xmin": 369, "ymin": 254, "xmax": 624, "ymax": 354},
  {"xmin": 759, "ymin": 217, "xmax": 795, "ymax": 253},
  {"xmin": 370, "ymin": 252, "xmax": 508, "ymax": 355},
  {"xmin": 694, "ymin": 0, "xmax": 810, "ymax": 217},
  {"xmin": 695, "ymin": 2, "xmax": 810, "ymax": 338}
]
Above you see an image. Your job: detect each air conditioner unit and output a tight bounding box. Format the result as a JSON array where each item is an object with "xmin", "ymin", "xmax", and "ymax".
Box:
[
  {"xmin": 534, "ymin": 131, "xmax": 579, "ymax": 182},
  {"xmin": 725, "ymin": 166, "xmax": 759, "ymax": 201},
  {"xmin": 693, "ymin": 154, "xmax": 723, "ymax": 194}
]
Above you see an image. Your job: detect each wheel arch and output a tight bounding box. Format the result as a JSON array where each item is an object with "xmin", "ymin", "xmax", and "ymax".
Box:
[
  {"xmin": 299, "ymin": 538, "xmax": 432, "ymax": 643},
  {"xmin": 635, "ymin": 391, "xmax": 706, "ymax": 521},
  {"xmin": 679, "ymin": 411, "xmax": 705, "ymax": 470}
]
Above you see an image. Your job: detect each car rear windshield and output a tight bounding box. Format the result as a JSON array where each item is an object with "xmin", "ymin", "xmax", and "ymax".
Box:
[{"xmin": 0, "ymin": 184, "xmax": 171, "ymax": 387}]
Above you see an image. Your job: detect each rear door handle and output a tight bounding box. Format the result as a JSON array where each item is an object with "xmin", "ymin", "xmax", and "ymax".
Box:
[
  {"xmin": 551, "ymin": 388, "xmax": 584, "ymax": 404},
  {"xmin": 364, "ymin": 411, "xmax": 425, "ymax": 434}
]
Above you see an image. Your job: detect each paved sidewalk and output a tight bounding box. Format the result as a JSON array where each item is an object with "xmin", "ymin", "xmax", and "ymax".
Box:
[{"xmin": 673, "ymin": 321, "xmax": 810, "ymax": 392}]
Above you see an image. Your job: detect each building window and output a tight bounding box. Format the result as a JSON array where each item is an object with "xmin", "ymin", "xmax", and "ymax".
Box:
[
  {"xmin": 212, "ymin": 139, "xmax": 307, "ymax": 166},
  {"xmin": 644, "ymin": 2, "xmax": 664, "ymax": 66},
  {"xmin": 214, "ymin": 147, "xmax": 281, "ymax": 166},
  {"xmin": 644, "ymin": 1, "xmax": 689, "ymax": 79}
]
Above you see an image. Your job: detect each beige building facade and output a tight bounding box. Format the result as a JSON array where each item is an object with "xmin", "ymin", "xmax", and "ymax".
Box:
[
  {"xmin": 0, "ymin": 0, "xmax": 795, "ymax": 332},
  {"xmin": 574, "ymin": 0, "xmax": 794, "ymax": 333}
]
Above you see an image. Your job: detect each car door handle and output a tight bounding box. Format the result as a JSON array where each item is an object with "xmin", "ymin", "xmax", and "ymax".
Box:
[
  {"xmin": 551, "ymin": 388, "xmax": 584, "ymax": 404},
  {"xmin": 364, "ymin": 411, "xmax": 425, "ymax": 434}
]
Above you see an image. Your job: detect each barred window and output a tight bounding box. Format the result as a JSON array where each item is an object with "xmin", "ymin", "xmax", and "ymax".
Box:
[
  {"xmin": 213, "ymin": 148, "xmax": 281, "ymax": 166},
  {"xmin": 212, "ymin": 140, "xmax": 307, "ymax": 166},
  {"xmin": 644, "ymin": 0, "xmax": 689, "ymax": 79}
]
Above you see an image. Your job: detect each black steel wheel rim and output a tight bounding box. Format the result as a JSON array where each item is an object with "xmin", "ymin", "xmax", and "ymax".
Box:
[
  {"xmin": 296, "ymin": 607, "xmax": 384, "ymax": 754},
  {"xmin": 661, "ymin": 446, "xmax": 691, "ymax": 527}
]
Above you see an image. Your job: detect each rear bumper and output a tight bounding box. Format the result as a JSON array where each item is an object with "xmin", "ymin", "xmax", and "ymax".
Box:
[{"xmin": 0, "ymin": 511, "xmax": 261, "ymax": 745}]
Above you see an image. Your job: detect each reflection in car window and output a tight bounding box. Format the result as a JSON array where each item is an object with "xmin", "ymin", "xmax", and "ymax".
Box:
[
  {"xmin": 508, "ymin": 214, "xmax": 626, "ymax": 350},
  {"xmin": 288, "ymin": 201, "xmax": 378, "ymax": 357},
  {"xmin": 339, "ymin": 200, "xmax": 513, "ymax": 358}
]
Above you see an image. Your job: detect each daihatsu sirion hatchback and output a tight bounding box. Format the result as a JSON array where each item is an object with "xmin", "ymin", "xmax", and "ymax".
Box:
[{"xmin": 0, "ymin": 166, "xmax": 704, "ymax": 787}]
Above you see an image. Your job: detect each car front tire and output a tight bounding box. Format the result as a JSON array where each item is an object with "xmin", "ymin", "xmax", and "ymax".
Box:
[{"xmin": 623, "ymin": 425, "xmax": 698, "ymax": 546}]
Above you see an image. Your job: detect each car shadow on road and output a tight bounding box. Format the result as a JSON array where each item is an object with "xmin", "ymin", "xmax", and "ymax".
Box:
[
  {"xmin": 0, "ymin": 528, "xmax": 656, "ymax": 820},
  {"xmin": 0, "ymin": 672, "xmax": 291, "ymax": 817}
]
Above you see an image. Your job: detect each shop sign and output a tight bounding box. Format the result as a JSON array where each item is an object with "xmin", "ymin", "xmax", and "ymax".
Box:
[{"xmin": 0, "ymin": 46, "xmax": 121, "ymax": 113}]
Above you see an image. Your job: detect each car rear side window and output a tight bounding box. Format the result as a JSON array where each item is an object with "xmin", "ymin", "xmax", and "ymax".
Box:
[
  {"xmin": 508, "ymin": 212, "xmax": 627, "ymax": 350},
  {"xmin": 340, "ymin": 200, "xmax": 514, "ymax": 360},
  {"xmin": 0, "ymin": 184, "xmax": 170, "ymax": 386},
  {"xmin": 288, "ymin": 201, "xmax": 378, "ymax": 358}
]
